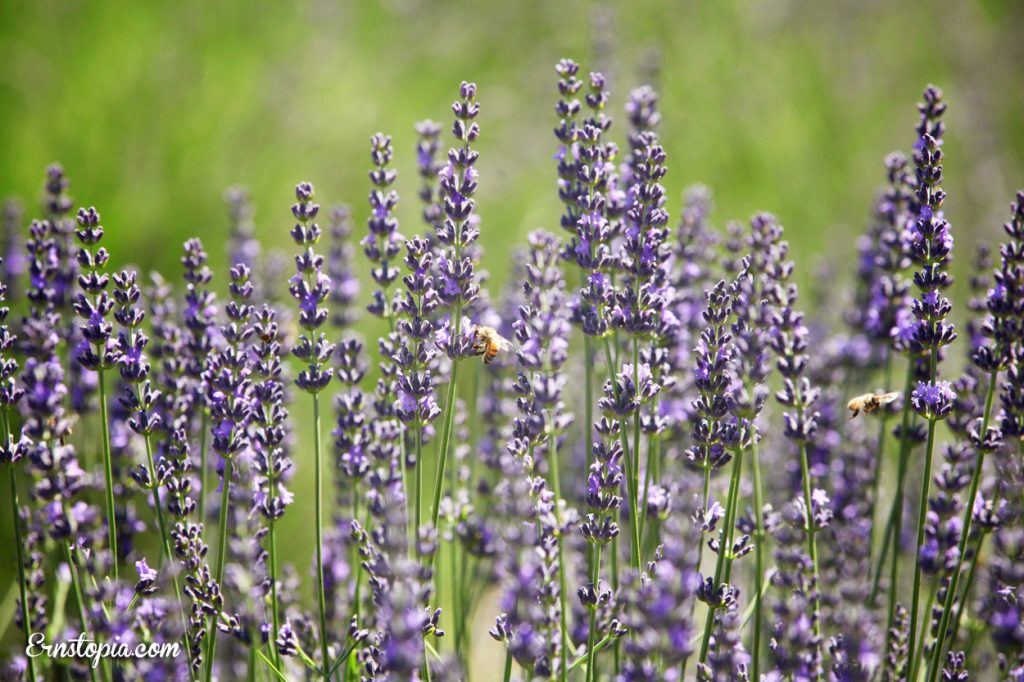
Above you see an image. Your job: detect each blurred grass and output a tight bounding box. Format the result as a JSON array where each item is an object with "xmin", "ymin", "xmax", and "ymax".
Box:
[{"xmin": 2, "ymin": 0, "xmax": 1024, "ymax": 670}]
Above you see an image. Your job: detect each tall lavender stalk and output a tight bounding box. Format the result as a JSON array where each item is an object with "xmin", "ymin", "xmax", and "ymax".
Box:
[
  {"xmin": 614, "ymin": 128, "xmax": 669, "ymax": 558},
  {"xmin": 0, "ymin": 258, "xmax": 33, "ymax": 682},
  {"xmin": 766, "ymin": 274, "xmax": 828, "ymax": 680},
  {"xmin": 113, "ymin": 268, "xmax": 196, "ymax": 672},
  {"xmin": 251, "ymin": 303, "xmax": 292, "ymax": 669},
  {"xmin": 430, "ymin": 81, "xmax": 481, "ymax": 531},
  {"xmin": 514, "ymin": 230, "xmax": 574, "ymax": 679},
  {"xmin": 181, "ymin": 239, "xmax": 217, "ymax": 533},
  {"xmin": 903, "ymin": 86, "xmax": 957, "ymax": 674},
  {"xmin": 287, "ymin": 182, "xmax": 335, "ymax": 677},
  {"xmin": 203, "ymin": 264, "xmax": 254, "ymax": 681},
  {"xmin": 395, "ymin": 236, "xmax": 440, "ymax": 553},
  {"xmin": 926, "ymin": 192, "xmax": 1023, "ymax": 680},
  {"xmin": 72, "ymin": 206, "xmax": 120, "ymax": 579}
]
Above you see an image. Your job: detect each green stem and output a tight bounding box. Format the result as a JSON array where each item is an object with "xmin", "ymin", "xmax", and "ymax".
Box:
[
  {"xmin": 908, "ymin": 416, "xmax": 937, "ymax": 669},
  {"xmin": 599, "ymin": 337, "xmax": 641, "ymax": 571},
  {"xmin": 925, "ymin": 370, "xmax": 999, "ymax": 682},
  {"xmin": 610, "ymin": 534, "xmax": 620, "ymax": 674},
  {"xmin": 268, "ymin": 512, "xmax": 282, "ymax": 669},
  {"xmin": 141, "ymin": 430, "xmax": 197, "ymax": 678},
  {"xmin": 414, "ymin": 424, "xmax": 423, "ymax": 557},
  {"xmin": 548, "ymin": 410, "xmax": 570, "ymax": 682},
  {"xmin": 503, "ymin": 648, "xmax": 513, "ymax": 682},
  {"xmin": 584, "ymin": 335, "xmax": 594, "ymax": 579},
  {"xmin": 867, "ymin": 355, "xmax": 893, "ymax": 576},
  {"xmin": 947, "ymin": 531, "xmax": 984, "ymax": 649},
  {"xmin": 797, "ymin": 436, "xmax": 823, "ymax": 680},
  {"xmin": 198, "ymin": 411, "xmax": 209, "ymax": 532},
  {"xmin": 630, "ymin": 339, "xmax": 643, "ymax": 556},
  {"xmin": 880, "ymin": 362, "xmax": 917, "ymax": 629},
  {"xmin": 698, "ymin": 446, "xmax": 744, "ymax": 664},
  {"xmin": 585, "ymin": 543, "xmax": 603, "ymax": 682},
  {"xmin": 313, "ymin": 393, "xmax": 330, "ymax": 679},
  {"xmin": 910, "ymin": 579, "xmax": 936, "ymax": 681},
  {"xmin": 639, "ymin": 434, "xmax": 656, "ymax": 550},
  {"xmin": 66, "ymin": 540, "xmax": 104, "ymax": 682},
  {"xmin": 750, "ymin": 440, "xmax": 766, "ymax": 681},
  {"xmin": 450, "ymin": 521, "xmax": 462, "ymax": 659},
  {"xmin": 430, "ymin": 356, "xmax": 460, "ymax": 530},
  {"xmin": 96, "ymin": 367, "xmax": 118, "ymax": 581},
  {"xmin": 7, "ymin": 464, "xmax": 36, "ymax": 682},
  {"xmin": 205, "ymin": 458, "xmax": 234, "ymax": 682}
]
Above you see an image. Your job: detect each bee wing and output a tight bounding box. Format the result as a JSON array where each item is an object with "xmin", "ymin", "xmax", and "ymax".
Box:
[
  {"xmin": 877, "ymin": 391, "xmax": 902, "ymax": 405},
  {"xmin": 494, "ymin": 334, "xmax": 513, "ymax": 351}
]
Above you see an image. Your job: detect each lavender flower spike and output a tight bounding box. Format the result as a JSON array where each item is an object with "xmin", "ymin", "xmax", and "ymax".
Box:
[
  {"xmin": 72, "ymin": 206, "xmax": 121, "ymax": 579},
  {"xmin": 903, "ymin": 85, "xmax": 956, "ymax": 677},
  {"xmin": 287, "ymin": 181, "xmax": 335, "ymax": 678},
  {"xmin": 0, "ymin": 259, "xmax": 35, "ymax": 682},
  {"xmin": 430, "ymin": 81, "xmax": 482, "ymax": 535}
]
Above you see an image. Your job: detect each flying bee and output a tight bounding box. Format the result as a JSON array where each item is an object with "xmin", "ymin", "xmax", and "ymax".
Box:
[
  {"xmin": 471, "ymin": 325, "xmax": 513, "ymax": 364},
  {"xmin": 847, "ymin": 391, "xmax": 901, "ymax": 419}
]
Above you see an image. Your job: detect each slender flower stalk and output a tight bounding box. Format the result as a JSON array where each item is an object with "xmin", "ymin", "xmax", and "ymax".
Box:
[
  {"xmin": 251, "ymin": 303, "xmax": 293, "ymax": 669},
  {"xmin": 395, "ymin": 235, "xmax": 441, "ymax": 554},
  {"xmin": 878, "ymin": 85, "xmax": 947, "ymax": 641},
  {"xmin": 202, "ymin": 264, "xmax": 254, "ymax": 680},
  {"xmin": 854, "ymin": 151, "xmax": 913, "ymax": 592},
  {"xmin": 722, "ymin": 214, "xmax": 786, "ymax": 676},
  {"xmin": 430, "ymin": 81, "xmax": 481, "ymax": 531},
  {"xmin": 766, "ymin": 273, "xmax": 829, "ymax": 681},
  {"xmin": 0, "ymin": 258, "xmax": 33, "ymax": 682},
  {"xmin": 926, "ymin": 192, "xmax": 1024, "ymax": 680},
  {"xmin": 181, "ymin": 239, "xmax": 218, "ymax": 532},
  {"xmin": 693, "ymin": 260, "xmax": 757, "ymax": 671},
  {"xmin": 902, "ymin": 86, "xmax": 957, "ymax": 670},
  {"xmin": 287, "ymin": 182, "xmax": 336, "ymax": 677},
  {"xmin": 613, "ymin": 126, "xmax": 669, "ymax": 557},
  {"xmin": 71, "ymin": 206, "xmax": 120, "ymax": 579},
  {"xmin": 113, "ymin": 268, "xmax": 196, "ymax": 672}
]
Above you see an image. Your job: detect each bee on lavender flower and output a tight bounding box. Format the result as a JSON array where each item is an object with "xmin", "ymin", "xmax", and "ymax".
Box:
[
  {"xmin": 470, "ymin": 324, "xmax": 512, "ymax": 364},
  {"xmin": 846, "ymin": 390, "xmax": 901, "ymax": 418}
]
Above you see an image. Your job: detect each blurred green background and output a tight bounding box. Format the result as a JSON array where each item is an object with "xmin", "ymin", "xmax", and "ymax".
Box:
[{"xmin": 2, "ymin": 0, "xmax": 1024, "ymax": 670}]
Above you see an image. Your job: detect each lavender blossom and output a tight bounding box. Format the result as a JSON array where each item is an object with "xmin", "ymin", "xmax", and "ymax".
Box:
[
  {"xmin": 364, "ymin": 134, "xmax": 404, "ymax": 324},
  {"xmin": 328, "ymin": 205, "xmax": 360, "ymax": 329},
  {"xmin": 414, "ymin": 120, "xmax": 444, "ymax": 234}
]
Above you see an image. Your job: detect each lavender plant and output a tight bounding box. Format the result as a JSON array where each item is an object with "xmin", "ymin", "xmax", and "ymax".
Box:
[{"xmin": 3, "ymin": 65, "xmax": 1024, "ymax": 682}]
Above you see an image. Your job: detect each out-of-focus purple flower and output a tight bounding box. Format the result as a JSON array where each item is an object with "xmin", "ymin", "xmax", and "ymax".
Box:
[
  {"xmin": 181, "ymin": 237, "xmax": 218, "ymax": 430},
  {"xmin": 327, "ymin": 205, "xmax": 360, "ymax": 329},
  {"xmin": 333, "ymin": 337, "xmax": 369, "ymax": 488},
  {"xmin": 225, "ymin": 186, "xmax": 261, "ymax": 275},
  {"xmin": 204, "ymin": 264, "xmax": 254, "ymax": 464},
  {"xmin": 852, "ymin": 153, "xmax": 913, "ymax": 360},
  {"xmin": 415, "ymin": 120, "xmax": 444, "ymax": 235}
]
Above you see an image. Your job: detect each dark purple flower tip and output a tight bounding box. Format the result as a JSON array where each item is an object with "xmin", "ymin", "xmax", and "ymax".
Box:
[
  {"xmin": 133, "ymin": 558, "xmax": 158, "ymax": 596},
  {"xmin": 911, "ymin": 380, "xmax": 956, "ymax": 420}
]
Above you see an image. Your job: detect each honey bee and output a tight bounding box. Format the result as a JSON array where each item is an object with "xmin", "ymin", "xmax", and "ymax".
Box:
[
  {"xmin": 471, "ymin": 325, "xmax": 513, "ymax": 364},
  {"xmin": 847, "ymin": 391, "xmax": 901, "ymax": 419}
]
